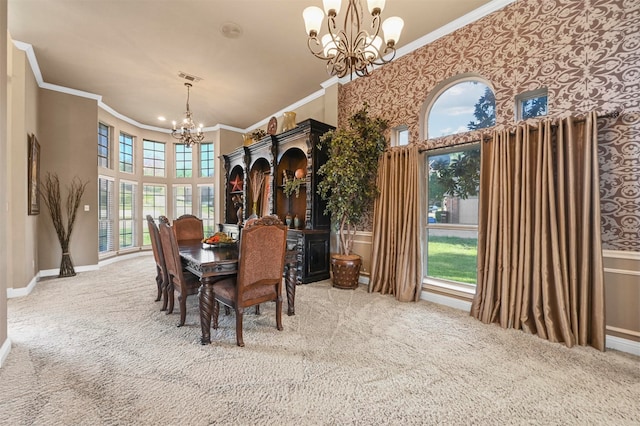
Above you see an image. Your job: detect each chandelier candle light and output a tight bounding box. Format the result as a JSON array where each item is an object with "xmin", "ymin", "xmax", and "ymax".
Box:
[
  {"xmin": 303, "ymin": 0, "xmax": 404, "ymax": 78},
  {"xmin": 171, "ymin": 82, "xmax": 205, "ymax": 147}
]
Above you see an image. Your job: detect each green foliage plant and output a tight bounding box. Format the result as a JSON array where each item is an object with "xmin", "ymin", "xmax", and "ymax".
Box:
[
  {"xmin": 317, "ymin": 103, "xmax": 388, "ymax": 256},
  {"xmin": 283, "ymin": 177, "xmax": 304, "ymax": 198}
]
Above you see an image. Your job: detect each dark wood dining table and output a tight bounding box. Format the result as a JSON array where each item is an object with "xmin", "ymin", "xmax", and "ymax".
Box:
[{"xmin": 178, "ymin": 239, "xmax": 298, "ymax": 345}]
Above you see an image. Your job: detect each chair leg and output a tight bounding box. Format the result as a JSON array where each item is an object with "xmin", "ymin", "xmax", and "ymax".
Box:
[
  {"xmin": 213, "ymin": 301, "xmax": 220, "ymax": 329},
  {"xmin": 255, "ymin": 304, "xmax": 260, "ymax": 315},
  {"xmin": 160, "ymin": 280, "xmax": 168, "ymax": 312},
  {"xmin": 155, "ymin": 267, "xmax": 162, "ymax": 302},
  {"xmin": 276, "ymin": 298, "xmax": 283, "ymax": 331},
  {"xmin": 166, "ymin": 284, "xmax": 175, "ymax": 315},
  {"xmin": 177, "ymin": 295, "xmax": 186, "ymax": 327},
  {"xmin": 235, "ymin": 308, "xmax": 244, "ymax": 347}
]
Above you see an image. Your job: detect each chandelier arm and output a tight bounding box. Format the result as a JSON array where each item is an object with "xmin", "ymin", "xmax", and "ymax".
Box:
[
  {"xmin": 307, "ymin": 36, "xmax": 332, "ymax": 60},
  {"xmin": 370, "ymin": 45, "xmax": 397, "ymax": 66}
]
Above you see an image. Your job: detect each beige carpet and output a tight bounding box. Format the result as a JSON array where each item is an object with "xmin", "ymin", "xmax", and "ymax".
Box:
[{"xmin": 1, "ymin": 255, "xmax": 638, "ymax": 425}]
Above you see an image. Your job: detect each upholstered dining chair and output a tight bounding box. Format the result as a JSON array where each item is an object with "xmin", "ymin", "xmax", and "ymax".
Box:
[
  {"xmin": 172, "ymin": 214, "xmax": 204, "ymax": 243},
  {"xmin": 158, "ymin": 219, "xmax": 201, "ymax": 327},
  {"xmin": 146, "ymin": 215, "xmax": 169, "ymax": 311},
  {"xmin": 212, "ymin": 215, "xmax": 287, "ymax": 347}
]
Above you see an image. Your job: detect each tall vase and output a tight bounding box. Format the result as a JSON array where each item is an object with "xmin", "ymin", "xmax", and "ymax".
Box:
[
  {"xmin": 252, "ymin": 201, "xmax": 258, "ymax": 216},
  {"xmin": 58, "ymin": 242, "xmax": 76, "ymax": 277},
  {"xmin": 282, "ymin": 111, "xmax": 296, "ymax": 132}
]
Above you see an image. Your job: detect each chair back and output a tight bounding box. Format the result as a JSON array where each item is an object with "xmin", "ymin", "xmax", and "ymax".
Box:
[
  {"xmin": 236, "ymin": 215, "xmax": 287, "ymax": 302},
  {"xmin": 146, "ymin": 215, "xmax": 165, "ymax": 268},
  {"xmin": 173, "ymin": 214, "xmax": 204, "ymax": 243},
  {"xmin": 158, "ymin": 220, "xmax": 189, "ymax": 295}
]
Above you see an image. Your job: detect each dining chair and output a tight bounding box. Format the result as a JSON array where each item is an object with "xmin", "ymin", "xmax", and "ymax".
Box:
[
  {"xmin": 146, "ymin": 215, "xmax": 169, "ymax": 311},
  {"xmin": 172, "ymin": 214, "xmax": 204, "ymax": 243},
  {"xmin": 212, "ymin": 215, "xmax": 287, "ymax": 347},
  {"xmin": 158, "ymin": 219, "xmax": 201, "ymax": 327}
]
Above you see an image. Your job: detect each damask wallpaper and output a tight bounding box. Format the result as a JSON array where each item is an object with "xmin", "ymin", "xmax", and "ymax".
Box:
[{"xmin": 338, "ymin": 0, "xmax": 639, "ymax": 251}]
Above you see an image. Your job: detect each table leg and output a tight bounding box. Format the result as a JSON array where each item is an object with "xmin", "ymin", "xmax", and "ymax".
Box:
[
  {"xmin": 284, "ymin": 254, "xmax": 297, "ymax": 316},
  {"xmin": 199, "ymin": 277, "xmax": 214, "ymax": 345}
]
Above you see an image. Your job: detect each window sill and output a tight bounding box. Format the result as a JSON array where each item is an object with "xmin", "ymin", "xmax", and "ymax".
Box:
[
  {"xmin": 422, "ymin": 277, "xmax": 476, "ymax": 300},
  {"xmin": 118, "ymin": 247, "xmax": 142, "ymax": 255}
]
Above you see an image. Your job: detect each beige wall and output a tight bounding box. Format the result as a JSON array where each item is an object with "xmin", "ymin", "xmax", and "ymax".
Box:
[
  {"xmin": 1, "ymin": 0, "xmax": 8, "ymax": 353},
  {"xmin": 7, "ymin": 44, "xmax": 38, "ymax": 290},
  {"xmin": 37, "ymin": 89, "xmax": 99, "ymax": 270},
  {"xmin": 603, "ymin": 252, "xmax": 640, "ymax": 343}
]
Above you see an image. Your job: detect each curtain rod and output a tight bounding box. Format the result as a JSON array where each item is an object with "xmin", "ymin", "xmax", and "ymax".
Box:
[{"xmin": 418, "ymin": 110, "xmax": 622, "ymax": 153}]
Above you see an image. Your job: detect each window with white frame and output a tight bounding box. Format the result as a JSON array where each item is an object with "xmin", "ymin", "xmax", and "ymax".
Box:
[
  {"xmin": 175, "ymin": 144, "xmax": 193, "ymax": 178},
  {"xmin": 98, "ymin": 176, "xmax": 114, "ymax": 253},
  {"xmin": 143, "ymin": 140, "xmax": 165, "ymax": 177},
  {"xmin": 392, "ymin": 125, "xmax": 409, "ymax": 146},
  {"xmin": 119, "ymin": 132, "xmax": 134, "ymax": 173},
  {"xmin": 516, "ymin": 88, "xmax": 548, "ymax": 121},
  {"xmin": 119, "ymin": 180, "xmax": 136, "ymax": 249},
  {"xmin": 424, "ymin": 145, "xmax": 479, "ymax": 287},
  {"xmin": 427, "ymin": 80, "xmax": 495, "ymax": 139},
  {"xmin": 98, "ymin": 122, "xmax": 111, "ymax": 168},
  {"xmin": 173, "ymin": 185, "xmax": 193, "ymax": 218},
  {"xmin": 200, "ymin": 143, "xmax": 214, "ymax": 178},
  {"xmin": 142, "ymin": 184, "xmax": 166, "ymax": 245},
  {"xmin": 198, "ymin": 185, "xmax": 215, "ymax": 236}
]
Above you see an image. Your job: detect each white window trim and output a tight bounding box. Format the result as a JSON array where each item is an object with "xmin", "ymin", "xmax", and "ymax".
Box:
[
  {"xmin": 423, "ymin": 145, "xmax": 480, "ymax": 293},
  {"xmin": 391, "ymin": 124, "xmax": 409, "ymax": 147},
  {"xmin": 421, "ymin": 73, "xmax": 495, "ymax": 141},
  {"xmin": 515, "ymin": 87, "xmax": 548, "ymax": 121},
  {"xmin": 119, "ymin": 132, "xmax": 135, "ymax": 174},
  {"xmin": 98, "ymin": 175, "xmax": 116, "ymax": 254},
  {"xmin": 118, "ymin": 179, "xmax": 137, "ymax": 249},
  {"xmin": 172, "ymin": 183, "xmax": 193, "ymax": 218}
]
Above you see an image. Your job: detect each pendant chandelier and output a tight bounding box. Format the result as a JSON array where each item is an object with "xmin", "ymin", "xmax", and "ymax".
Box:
[
  {"xmin": 171, "ymin": 82, "xmax": 204, "ymax": 147},
  {"xmin": 303, "ymin": 0, "xmax": 404, "ymax": 78}
]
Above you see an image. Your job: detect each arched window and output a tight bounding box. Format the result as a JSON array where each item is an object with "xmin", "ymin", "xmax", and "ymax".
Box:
[{"xmin": 425, "ymin": 78, "xmax": 495, "ymax": 139}]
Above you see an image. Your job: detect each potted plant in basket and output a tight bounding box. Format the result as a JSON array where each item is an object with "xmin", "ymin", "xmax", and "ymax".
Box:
[{"xmin": 317, "ymin": 103, "xmax": 388, "ymax": 289}]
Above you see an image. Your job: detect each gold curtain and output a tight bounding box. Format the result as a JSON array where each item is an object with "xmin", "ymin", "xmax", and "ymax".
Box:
[
  {"xmin": 369, "ymin": 144, "xmax": 422, "ymax": 302},
  {"xmin": 471, "ymin": 112, "xmax": 606, "ymax": 350}
]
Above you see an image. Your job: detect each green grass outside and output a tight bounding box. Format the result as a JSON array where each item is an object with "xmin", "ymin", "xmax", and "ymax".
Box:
[{"xmin": 427, "ymin": 235, "xmax": 478, "ymax": 285}]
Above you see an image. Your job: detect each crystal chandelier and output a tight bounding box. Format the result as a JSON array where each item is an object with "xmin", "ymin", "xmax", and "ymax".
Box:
[
  {"xmin": 171, "ymin": 82, "xmax": 204, "ymax": 147},
  {"xmin": 303, "ymin": 0, "xmax": 404, "ymax": 78}
]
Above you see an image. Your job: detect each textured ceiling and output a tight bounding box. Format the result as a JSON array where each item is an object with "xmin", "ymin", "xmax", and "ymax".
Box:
[{"xmin": 8, "ymin": 0, "xmax": 498, "ymax": 131}]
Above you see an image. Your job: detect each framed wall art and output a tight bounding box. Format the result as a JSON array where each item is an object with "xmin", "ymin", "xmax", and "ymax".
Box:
[{"xmin": 28, "ymin": 133, "xmax": 40, "ymax": 215}]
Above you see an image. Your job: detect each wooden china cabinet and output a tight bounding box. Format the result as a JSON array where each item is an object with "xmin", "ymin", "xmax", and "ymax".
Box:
[{"xmin": 221, "ymin": 119, "xmax": 334, "ymax": 284}]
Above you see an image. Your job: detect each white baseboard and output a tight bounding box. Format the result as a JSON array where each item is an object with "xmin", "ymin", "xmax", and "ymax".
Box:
[
  {"xmin": 606, "ymin": 335, "xmax": 640, "ymax": 356},
  {"xmin": 419, "ymin": 289, "xmax": 639, "ymax": 357},
  {"xmin": 0, "ymin": 338, "xmax": 11, "ymax": 368},
  {"xmin": 6, "ymin": 273, "xmax": 39, "ymax": 298},
  {"xmin": 6, "ymin": 251, "xmax": 153, "ymax": 298},
  {"xmin": 39, "ymin": 264, "xmax": 100, "ymax": 278},
  {"xmin": 99, "ymin": 250, "xmax": 150, "ymax": 267}
]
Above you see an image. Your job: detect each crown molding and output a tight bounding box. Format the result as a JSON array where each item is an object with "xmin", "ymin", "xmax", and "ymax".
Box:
[{"xmin": 13, "ymin": 0, "xmax": 516, "ymax": 134}]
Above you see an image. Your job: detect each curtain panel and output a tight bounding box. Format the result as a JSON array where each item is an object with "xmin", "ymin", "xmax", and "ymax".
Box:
[
  {"xmin": 471, "ymin": 112, "xmax": 606, "ymax": 350},
  {"xmin": 369, "ymin": 144, "xmax": 422, "ymax": 302}
]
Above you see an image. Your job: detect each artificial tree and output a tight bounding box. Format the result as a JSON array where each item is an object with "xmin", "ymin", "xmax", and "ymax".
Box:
[{"xmin": 317, "ymin": 103, "xmax": 387, "ymax": 287}]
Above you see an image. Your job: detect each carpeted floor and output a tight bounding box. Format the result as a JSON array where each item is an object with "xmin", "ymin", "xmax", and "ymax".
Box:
[{"xmin": 1, "ymin": 255, "xmax": 639, "ymax": 425}]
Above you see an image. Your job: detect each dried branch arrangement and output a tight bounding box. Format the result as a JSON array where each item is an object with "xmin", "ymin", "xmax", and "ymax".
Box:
[
  {"xmin": 249, "ymin": 169, "xmax": 265, "ymax": 215},
  {"xmin": 40, "ymin": 173, "xmax": 89, "ymax": 277}
]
